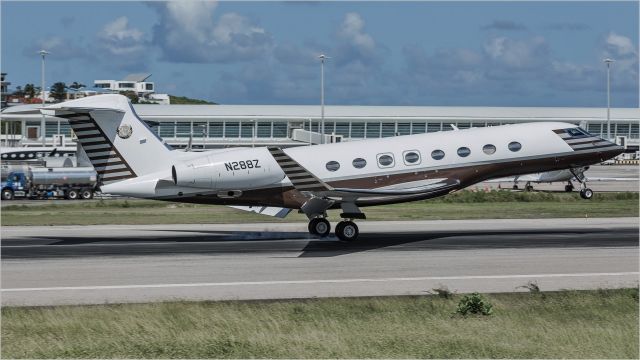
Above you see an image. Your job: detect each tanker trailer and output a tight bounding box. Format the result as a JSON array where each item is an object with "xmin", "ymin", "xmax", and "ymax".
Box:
[{"xmin": 1, "ymin": 167, "xmax": 97, "ymax": 200}]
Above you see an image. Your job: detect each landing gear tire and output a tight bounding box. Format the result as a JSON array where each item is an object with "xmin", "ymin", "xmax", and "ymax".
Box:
[
  {"xmin": 1, "ymin": 188, "xmax": 14, "ymax": 200},
  {"xmin": 565, "ymin": 184, "xmax": 574, "ymax": 192},
  {"xmin": 512, "ymin": 185, "xmax": 519, "ymax": 190},
  {"xmin": 81, "ymin": 189, "xmax": 93, "ymax": 200},
  {"xmin": 579, "ymin": 188, "xmax": 594, "ymax": 200},
  {"xmin": 308, "ymin": 218, "xmax": 331, "ymax": 237},
  {"xmin": 66, "ymin": 189, "xmax": 79, "ymax": 200},
  {"xmin": 335, "ymin": 221, "xmax": 359, "ymax": 242},
  {"xmin": 525, "ymin": 185, "xmax": 534, "ymax": 192}
]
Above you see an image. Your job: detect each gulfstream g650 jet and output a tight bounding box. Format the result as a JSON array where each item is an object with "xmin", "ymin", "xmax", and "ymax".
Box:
[{"xmin": 33, "ymin": 95, "xmax": 623, "ymax": 241}]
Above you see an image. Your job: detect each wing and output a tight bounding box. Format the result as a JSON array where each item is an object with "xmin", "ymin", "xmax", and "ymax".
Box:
[{"xmin": 268, "ymin": 147, "xmax": 459, "ymax": 200}]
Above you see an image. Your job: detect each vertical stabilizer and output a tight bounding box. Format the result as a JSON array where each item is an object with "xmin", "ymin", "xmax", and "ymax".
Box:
[{"xmin": 42, "ymin": 94, "xmax": 172, "ymax": 184}]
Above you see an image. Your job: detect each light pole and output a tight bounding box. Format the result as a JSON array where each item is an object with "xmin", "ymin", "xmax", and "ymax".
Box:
[
  {"xmin": 604, "ymin": 58, "xmax": 614, "ymax": 140},
  {"xmin": 318, "ymin": 54, "xmax": 330, "ymax": 144},
  {"xmin": 39, "ymin": 50, "xmax": 50, "ymax": 146}
]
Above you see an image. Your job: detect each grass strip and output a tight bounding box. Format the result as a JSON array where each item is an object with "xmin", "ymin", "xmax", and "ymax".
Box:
[
  {"xmin": 1, "ymin": 191, "xmax": 638, "ymax": 226},
  {"xmin": 2, "ymin": 288, "xmax": 638, "ymax": 358}
]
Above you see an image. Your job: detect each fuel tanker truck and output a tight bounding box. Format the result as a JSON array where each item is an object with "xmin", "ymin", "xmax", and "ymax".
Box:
[{"xmin": 1, "ymin": 167, "xmax": 97, "ymax": 200}]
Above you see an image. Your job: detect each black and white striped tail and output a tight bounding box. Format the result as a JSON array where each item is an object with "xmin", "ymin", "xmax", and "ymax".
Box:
[
  {"xmin": 268, "ymin": 147, "xmax": 331, "ymax": 192},
  {"xmin": 60, "ymin": 114, "xmax": 137, "ymax": 184}
]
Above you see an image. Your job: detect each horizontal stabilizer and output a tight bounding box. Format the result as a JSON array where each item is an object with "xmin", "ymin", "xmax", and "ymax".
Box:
[{"xmin": 229, "ymin": 205, "xmax": 292, "ymax": 218}]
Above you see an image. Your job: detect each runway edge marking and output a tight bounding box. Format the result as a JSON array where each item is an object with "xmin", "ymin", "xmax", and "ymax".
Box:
[{"xmin": 2, "ymin": 272, "xmax": 638, "ymax": 292}]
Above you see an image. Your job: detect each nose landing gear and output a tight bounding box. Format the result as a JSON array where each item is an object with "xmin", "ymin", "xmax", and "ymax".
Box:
[{"xmin": 569, "ymin": 168, "xmax": 593, "ymax": 200}]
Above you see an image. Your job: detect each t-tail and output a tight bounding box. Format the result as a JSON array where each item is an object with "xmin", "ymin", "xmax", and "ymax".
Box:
[{"xmin": 41, "ymin": 94, "xmax": 172, "ymax": 185}]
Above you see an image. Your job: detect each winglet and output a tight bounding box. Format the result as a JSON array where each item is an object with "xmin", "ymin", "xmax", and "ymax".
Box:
[{"xmin": 268, "ymin": 147, "xmax": 333, "ymax": 192}]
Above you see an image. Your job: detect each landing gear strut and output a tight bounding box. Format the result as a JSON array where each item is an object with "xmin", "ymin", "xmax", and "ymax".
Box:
[
  {"xmin": 524, "ymin": 181, "xmax": 534, "ymax": 192},
  {"xmin": 308, "ymin": 217, "xmax": 331, "ymax": 237},
  {"xmin": 564, "ymin": 181, "xmax": 574, "ymax": 192},
  {"xmin": 569, "ymin": 168, "xmax": 593, "ymax": 200}
]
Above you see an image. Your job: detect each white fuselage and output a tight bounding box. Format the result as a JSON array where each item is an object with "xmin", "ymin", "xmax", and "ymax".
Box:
[{"xmin": 101, "ymin": 121, "xmax": 621, "ymax": 209}]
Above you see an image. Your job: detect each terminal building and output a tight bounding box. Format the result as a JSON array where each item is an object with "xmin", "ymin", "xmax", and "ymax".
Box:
[{"xmin": 1, "ymin": 103, "xmax": 638, "ymax": 151}]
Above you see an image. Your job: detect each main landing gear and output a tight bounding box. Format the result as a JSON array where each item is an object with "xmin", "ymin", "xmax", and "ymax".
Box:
[{"xmin": 307, "ymin": 217, "xmax": 361, "ymax": 242}]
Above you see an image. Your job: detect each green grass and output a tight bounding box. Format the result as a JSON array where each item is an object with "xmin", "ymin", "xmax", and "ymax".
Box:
[
  {"xmin": 2, "ymin": 289, "xmax": 638, "ymax": 358},
  {"xmin": 1, "ymin": 191, "xmax": 637, "ymax": 226}
]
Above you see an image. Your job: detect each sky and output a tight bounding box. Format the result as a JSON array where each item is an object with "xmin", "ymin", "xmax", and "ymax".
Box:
[{"xmin": 1, "ymin": 1, "xmax": 638, "ymax": 107}]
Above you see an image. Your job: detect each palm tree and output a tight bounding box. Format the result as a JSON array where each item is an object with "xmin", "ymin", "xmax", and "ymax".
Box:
[
  {"xmin": 23, "ymin": 84, "xmax": 36, "ymax": 98},
  {"xmin": 50, "ymin": 82, "xmax": 67, "ymax": 102},
  {"xmin": 69, "ymin": 81, "xmax": 86, "ymax": 90}
]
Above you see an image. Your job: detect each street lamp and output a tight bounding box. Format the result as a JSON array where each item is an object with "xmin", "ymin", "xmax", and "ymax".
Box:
[
  {"xmin": 39, "ymin": 50, "xmax": 50, "ymax": 146},
  {"xmin": 604, "ymin": 58, "xmax": 614, "ymax": 140},
  {"xmin": 318, "ymin": 54, "xmax": 330, "ymax": 144}
]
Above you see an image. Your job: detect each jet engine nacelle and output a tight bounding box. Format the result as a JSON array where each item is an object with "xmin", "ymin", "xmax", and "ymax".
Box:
[{"xmin": 171, "ymin": 149, "xmax": 284, "ymax": 190}]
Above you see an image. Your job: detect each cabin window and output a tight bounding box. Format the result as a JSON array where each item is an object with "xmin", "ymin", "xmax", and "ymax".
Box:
[
  {"xmin": 431, "ymin": 149, "xmax": 445, "ymax": 160},
  {"xmin": 508, "ymin": 141, "xmax": 522, "ymax": 152},
  {"xmin": 377, "ymin": 153, "xmax": 395, "ymax": 168},
  {"xmin": 403, "ymin": 151, "xmax": 421, "ymax": 165},
  {"xmin": 483, "ymin": 144, "xmax": 496, "ymax": 155},
  {"xmin": 325, "ymin": 161, "xmax": 340, "ymax": 172},
  {"xmin": 19, "ymin": 153, "xmax": 25, "ymax": 158},
  {"xmin": 457, "ymin": 147, "xmax": 471, "ymax": 157},
  {"xmin": 352, "ymin": 158, "xmax": 367, "ymax": 169},
  {"xmin": 1, "ymin": 154, "xmax": 6, "ymax": 158}
]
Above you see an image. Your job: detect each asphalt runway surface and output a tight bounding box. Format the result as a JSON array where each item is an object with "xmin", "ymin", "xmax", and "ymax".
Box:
[{"xmin": 2, "ymin": 218, "xmax": 638, "ymax": 306}]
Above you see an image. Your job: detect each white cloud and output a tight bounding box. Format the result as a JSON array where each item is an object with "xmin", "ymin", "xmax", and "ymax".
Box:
[
  {"xmin": 99, "ymin": 17, "xmax": 146, "ymax": 56},
  {"xmin": 151, "ymin": 1, "xmax": 272, "ymax": 63},
  {"xmin": 338, "ymin": 13, "xmax": 375, "ymax": 51},
  {"xmin": 484, "ymin": 36, "xmax": 548, "ymax": 69},
  {"xmin": 605, "ymin": 32, "xmax": 636, "ymax": 56}
]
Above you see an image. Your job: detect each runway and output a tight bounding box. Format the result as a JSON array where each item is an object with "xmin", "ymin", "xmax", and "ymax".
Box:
[{"xmin": 2, "ymin": 218, "xmax": 638, "ymax": 306}]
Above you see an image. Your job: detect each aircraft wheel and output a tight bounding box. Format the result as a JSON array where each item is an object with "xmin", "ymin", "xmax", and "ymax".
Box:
[
  {"xmin": 308, "ymin": 218, "xmax": 331, "ymax": 237},
  {"xmin": 512, "ymin": 185, "xmax": 518, "ymax": 190},
  {"xmin": 1, "ymin": 189, "xmax": 14, "ymax": 200},
  {"xmin": 565, "ymin": 184, "xmax": 574, "ymax": 192},
  {"xmin": 525, "ymin": 185, "xmax": 534, "ymax": 192},
  {"xmin": 580, "ymin": 188, "xmax": 594, "ymax": 200},
  {"xmin": 335, "ymin": 221, "xmax": 359, "ymax": 242}
]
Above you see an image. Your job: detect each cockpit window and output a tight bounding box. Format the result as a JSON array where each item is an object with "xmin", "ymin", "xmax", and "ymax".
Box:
[{"xmin": 566, "ymin": 128, "xmax": 591, "ymax": 138}]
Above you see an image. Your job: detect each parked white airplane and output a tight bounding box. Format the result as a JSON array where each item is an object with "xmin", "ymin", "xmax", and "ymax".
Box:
[
  {"xmin": 22, "ymin": 95, "xmax": 624, "ymax": 241},
  {"xmin": 495, "ymin": 167, "xmax": 591, "ymax": 195}
]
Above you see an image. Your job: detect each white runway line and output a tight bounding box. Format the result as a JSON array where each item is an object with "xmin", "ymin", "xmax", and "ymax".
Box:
[{"xmin": 3, "ymin": 272, "xmax": 637, "ymax": 292}]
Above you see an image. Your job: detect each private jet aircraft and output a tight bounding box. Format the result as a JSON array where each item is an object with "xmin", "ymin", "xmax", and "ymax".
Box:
[{"xmin": 23, "ymin": 95, "xmax": 624, "ymax": 241}]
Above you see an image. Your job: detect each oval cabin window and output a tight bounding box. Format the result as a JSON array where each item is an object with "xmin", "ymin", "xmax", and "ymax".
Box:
[
  {"xmin": 457, "ymin": 147, "xmax": 471, "ymax": 157},
  {"xmin": 483, "ymin": 144, "xmax": 496, "ymax": 155},
  {"xmin": 404, "ymin": 151, "xmax": 420, "ymax": 164},
  {"xmin": 378, "ymin": 154, "xmax": 394, "ymax": 167},
  {"xmin": 325, "ymin": 161, "xmax": 340, "ymax": 172},
  {"xmin": 508, "ymin": 141, "xmax": 522, "ymax": 152},
  {"xmin": 431, "ymin": 149, "xmax": 445, "ymax": 160},
  {"xmin": 352, "ymin": 158, "xmax": 367, "ymax": 169}
]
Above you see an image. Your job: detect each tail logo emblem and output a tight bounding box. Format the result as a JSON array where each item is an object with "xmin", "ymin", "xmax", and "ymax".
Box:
[{"xmin": 117, "ymin": 124, "xmax": 133, "ymax": 139}]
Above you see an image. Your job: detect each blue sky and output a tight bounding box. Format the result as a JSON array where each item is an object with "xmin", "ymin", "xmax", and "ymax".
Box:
[{"xmin": 2, "ymin": 1, "xmax": 638, "ymax": 107}]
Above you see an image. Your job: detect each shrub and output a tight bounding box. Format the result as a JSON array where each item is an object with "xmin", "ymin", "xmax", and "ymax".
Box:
[{"xmin": 455, "ymin": 292, "xmax": 493, "ymax": 316}]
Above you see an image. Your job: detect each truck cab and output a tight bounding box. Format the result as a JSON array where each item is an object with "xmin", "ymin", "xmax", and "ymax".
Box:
[{"xmin": 1, "ymin": 172, "xmax": 28, "ymax": 200}]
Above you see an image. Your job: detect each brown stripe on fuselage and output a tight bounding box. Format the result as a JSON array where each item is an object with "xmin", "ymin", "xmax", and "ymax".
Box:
[{"xmin": 164, "ymin": 146, "xmax": 623, "ymax": 209}]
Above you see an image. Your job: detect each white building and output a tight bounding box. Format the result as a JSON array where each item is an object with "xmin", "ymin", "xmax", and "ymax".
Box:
[
  {"xmin": 1, "ymin": 103, "xmax": 638, "ymax": 151},
  {"xmin": 93, "ymin": 74, "xmax": 170, "ymax": 104}
]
